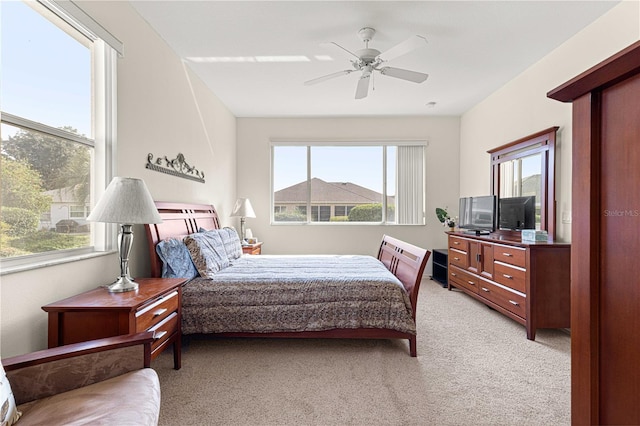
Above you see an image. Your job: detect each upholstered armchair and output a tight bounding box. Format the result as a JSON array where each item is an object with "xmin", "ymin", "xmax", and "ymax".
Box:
[{"xmin": 1, "ymin": 332, "xmax": 160, "ymax": 425}]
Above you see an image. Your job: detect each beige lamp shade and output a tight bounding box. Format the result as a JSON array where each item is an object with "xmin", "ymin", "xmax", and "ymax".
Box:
[
  {"xmin": 87, "ymin": 177, "xmax": 162, "ymax": 224},
  {"xmin": 230, "ymin": 198, "xmax": 256, "ymax": 218}
]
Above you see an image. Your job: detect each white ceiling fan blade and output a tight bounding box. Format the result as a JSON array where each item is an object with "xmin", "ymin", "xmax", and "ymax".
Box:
[
  {"xmin": 321, "ymin": 41, "xmax": 361, "ymax": 60},
  {"xmin": 355, "ymin": 68, "xmax": 372, "ymax": 99},
  {"xmin": 304, "ymin": 70, "xmax": 354, "ymax": 86},
  {"xmin": 379, "ymin": 66, "xmax": 428, "ymax": 83},
  {"xmin": 376, "ymin": 35, "xmax": 428, "ymax": 63}
]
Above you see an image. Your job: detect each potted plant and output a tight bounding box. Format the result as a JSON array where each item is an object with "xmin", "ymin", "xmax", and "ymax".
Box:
[{"xmin": 435, "ymin": 207, "xmax": 457, "ymax": 231}]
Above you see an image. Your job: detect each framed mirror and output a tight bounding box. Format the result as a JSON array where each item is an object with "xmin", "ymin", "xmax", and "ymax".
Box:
[{"xmin": 488, "ymin": 127, "xmax": 558, "ymax": 240}]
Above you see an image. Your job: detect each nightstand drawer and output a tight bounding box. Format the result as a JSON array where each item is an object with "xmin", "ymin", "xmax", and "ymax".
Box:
[
  {"xmin": 149, "ymin": 312, "xmax": 178, "ymax": 352},
  {"xmin": 135, "ymin": 290, "xmax": 179, "ymax": 332}
]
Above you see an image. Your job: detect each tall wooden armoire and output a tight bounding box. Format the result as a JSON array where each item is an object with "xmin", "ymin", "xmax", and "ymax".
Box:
[{"xmin": 548, "ymin": 41, "xmax": 640, "ymax": 424}]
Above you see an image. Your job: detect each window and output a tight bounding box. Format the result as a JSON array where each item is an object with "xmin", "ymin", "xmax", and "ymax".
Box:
[
  {"xmin": 272, "ymin": 143, "xmax": 425, "ymax": 225},
  {"xmin": 69, "ymin": 205, "xmax": 90, "ymax": 219},
  {"xmin": 1, "ymin": 1, "xmax": 119, "ymax": 272},
  {"xmin": 334, "ymin": 205, "xmax": 355, "ymax": 217}
]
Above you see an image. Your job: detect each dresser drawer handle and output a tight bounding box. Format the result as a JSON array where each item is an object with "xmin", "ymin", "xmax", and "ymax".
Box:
[
  {"xmin": 153, "ymin": 331, "xmax": 167, "ymax": 340},
  {"xmin": 454, "ymin": 241, "xmax": 460, "ymax": 245},
  {"xmin": 503, "ymin": 274, "xmax": 513, "ymax": 279},
  {"xmin": 451, "ymin": 272, "xmax": 457, "ymax": 277},
  {"xmin": 468, "ymin": 280, "xmax": 475, "ymax": 286},
  {"xmin": 454, "ymin": 257, "xmax": 460, "ymax": 261},
  {"xmin": 508, "ymin": 300, "xmax": 519, "ymax": 306},
  {"xmin": 481, "ymin": 287, "xmax": 489, "ymax": 292},
  {"xmin": 502, "ymin": 252, "xmax": 513, "ymax": 257},
  {"xmin": 153, "ymin": 308, "xmax": 168, "ymax": 317}
]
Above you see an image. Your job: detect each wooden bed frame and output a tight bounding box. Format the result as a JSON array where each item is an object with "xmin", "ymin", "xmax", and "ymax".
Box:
[{"xmin": 145, "ymin": 201, "xmax": 430, "ymax": 356}]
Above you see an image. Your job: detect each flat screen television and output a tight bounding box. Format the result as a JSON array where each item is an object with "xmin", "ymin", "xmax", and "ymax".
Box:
[
  {"xmin": 458, "ymin": 195, "xmax": 496, "ymax": 233},
  {"xmin": 499, "ymin": 196, "xmax": 536, "ymax": 230}
]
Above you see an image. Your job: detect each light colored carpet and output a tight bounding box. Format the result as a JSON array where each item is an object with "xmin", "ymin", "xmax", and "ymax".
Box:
[{"xmin": 153, "ymin": 279, "xmax": 570, "ymax": 425}]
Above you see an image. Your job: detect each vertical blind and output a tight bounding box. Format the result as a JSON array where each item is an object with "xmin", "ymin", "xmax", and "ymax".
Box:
[{"xmin": 396, "ymin": 145, "xmax": 424, "ymax": 225}]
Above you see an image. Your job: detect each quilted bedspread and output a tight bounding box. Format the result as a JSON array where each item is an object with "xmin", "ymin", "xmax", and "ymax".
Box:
[{"xmin": 181, "ymin": 254, "xmax": 416, "ymax": 335}]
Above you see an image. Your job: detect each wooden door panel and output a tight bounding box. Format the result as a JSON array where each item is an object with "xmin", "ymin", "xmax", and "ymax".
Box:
[{"xmin": 599, "ymin": 72, "xmax": 640, "ymax": 425}]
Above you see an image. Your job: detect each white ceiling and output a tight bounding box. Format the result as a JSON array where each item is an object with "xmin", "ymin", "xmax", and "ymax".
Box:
[{"xmin": 129, "ymin": 1, "xmax": 618, "ymax": 117}]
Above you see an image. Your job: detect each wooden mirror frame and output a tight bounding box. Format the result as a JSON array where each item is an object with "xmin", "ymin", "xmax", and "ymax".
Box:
[{"xmin": 488, "ymin": 127, "xmax": 558, "ymax": 241}]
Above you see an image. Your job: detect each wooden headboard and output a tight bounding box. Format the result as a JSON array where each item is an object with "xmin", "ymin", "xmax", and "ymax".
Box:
[{"xmin": 145, "ymin": 201, "xmax": 221, "ymax": 278}]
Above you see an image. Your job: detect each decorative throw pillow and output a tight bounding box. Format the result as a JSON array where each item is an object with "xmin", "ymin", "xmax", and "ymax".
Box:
[
  {"xmin": 0, "ymin": 363, "xmax": 21, "ymax": 426},
  {"xmin": 156, "ymin": 238, "xmax": 199, "ymax": 279},
  {"xmin": 184, "ymin": 230, "xmax": 230, "ymax": 278},
  {"xmin": 220, "ymin": 227, "xmax": 242, "ymax": 261}
]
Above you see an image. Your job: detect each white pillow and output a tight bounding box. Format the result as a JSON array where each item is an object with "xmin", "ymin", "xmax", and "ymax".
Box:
[{"xmin": 0, "ymin": 362, "xmax": 21, "ymax": 426}]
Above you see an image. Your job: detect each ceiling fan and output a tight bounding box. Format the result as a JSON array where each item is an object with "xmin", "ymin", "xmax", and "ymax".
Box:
[{"xmin": 304, "ymin": 27, "xmax": 429, "ymax": 99}]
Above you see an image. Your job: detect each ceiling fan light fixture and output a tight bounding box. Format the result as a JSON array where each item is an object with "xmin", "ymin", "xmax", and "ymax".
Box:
[{"xmin": 305, "ymin": 27, "xmax": 429, "ymax": 99}]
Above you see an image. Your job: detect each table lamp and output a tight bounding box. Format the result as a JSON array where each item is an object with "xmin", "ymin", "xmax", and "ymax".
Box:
[
  {"xmin": 230, "ymin": 197, "xmax": 256, "ymax": 241},
  {"xmin": 87, "ymin": 177, "xmax": 162, "ymax": 292}
]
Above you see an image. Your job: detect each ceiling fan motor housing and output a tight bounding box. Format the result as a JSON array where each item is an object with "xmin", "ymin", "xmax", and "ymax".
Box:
[{"xmin": 356, "ymin": 48, "xmax": 382, "ymax": 64}]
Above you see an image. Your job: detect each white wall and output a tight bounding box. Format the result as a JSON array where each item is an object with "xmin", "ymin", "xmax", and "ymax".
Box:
[
  {"xmin": 460, "ymin": 1, "xmax": 640, "ymax": 243},
  {"xmin": 0, "ymin": 1, "xmax": 237, "ymax": 357},
  {"xmin": 236, "ymin": 116, "xmax": 460, "ymax": 260}
]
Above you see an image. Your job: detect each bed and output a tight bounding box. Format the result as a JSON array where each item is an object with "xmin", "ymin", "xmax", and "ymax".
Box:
[{"xmin": 144, "ymin": 201, "xmax": 430, "ymax": 356}]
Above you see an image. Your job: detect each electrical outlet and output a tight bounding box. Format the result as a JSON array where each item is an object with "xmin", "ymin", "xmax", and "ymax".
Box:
[{"xmin": 562, "ymin": 211, "xmax": 572, "ymax": 224}]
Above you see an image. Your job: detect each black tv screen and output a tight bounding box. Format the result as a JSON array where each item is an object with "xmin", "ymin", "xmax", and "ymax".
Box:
[
  {"xmin": 499, "ymin": 196, "xmax": 536, "ymax": 230},
  {"xmin": 459, "ymin": 195, "xmax": 496, "ymax": 231}
]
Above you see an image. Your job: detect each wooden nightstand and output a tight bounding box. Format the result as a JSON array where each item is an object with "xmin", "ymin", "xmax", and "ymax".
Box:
[
  {"xmin": 242, "ymin": 241, "xmax": 263, "ymax": 255},
  {"xmin": 42, "ymin": 277, "xmax": 185, "ymax": 369}
]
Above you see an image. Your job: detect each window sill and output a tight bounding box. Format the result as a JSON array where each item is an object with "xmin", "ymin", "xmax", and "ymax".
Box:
[{"xmin": 0, "ymin": 250, "xmax": 117, "ymax": 276}]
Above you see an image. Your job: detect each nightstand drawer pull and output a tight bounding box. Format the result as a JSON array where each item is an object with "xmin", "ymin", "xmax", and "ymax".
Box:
[
  {"xmin": 454, "ymin": 257, "xmax": 460, "ymax": 261},
  {"xmin": 454, "ymin": 241, "xmax": 460, "ymax": 245},
  {"xmin": 153, "ymin": 308, "xmax": 168, "ymax": 317},
  {"xmin": 451, "ymin": 272, "xmax": 457, "ymax": 277},
  {"xmin": 502, "ymin": 252, "xmax": 513, "ymax": 257},
  {"xmin": 503, "ymin": 274, "xmax": 514, "ymax": 279},
  {"xmin": 468, "ymin": 280, "xmax": 475, "ymax": 286},
  {"xmin": 508, "ymin": 300, "xmax": 519, "ymax": 306},
  {"xmin": 154, "ymin": 331, "xmax": 167, "ymax": 340},
  {"xmin": 481, "ymin": 287, "xmax": 490, "ymax": 292}
]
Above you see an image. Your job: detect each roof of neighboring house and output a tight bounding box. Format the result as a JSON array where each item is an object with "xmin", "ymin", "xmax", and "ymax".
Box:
[
  {"xmin": 274, "ymin": 178, "xmax": 393, "ymax": 204},
  {"xmin": 44, "ymin": 185, "xmax": 89, "ymax": 204}
]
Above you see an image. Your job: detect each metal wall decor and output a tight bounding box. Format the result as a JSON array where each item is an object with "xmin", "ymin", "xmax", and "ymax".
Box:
[{"xmin": 146, "ymin": 152, "xmax": 205, "ymax": 183}]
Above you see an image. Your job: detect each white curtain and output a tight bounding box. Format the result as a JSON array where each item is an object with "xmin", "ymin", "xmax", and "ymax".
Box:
[{"xmin": 396, "ymin": 146, "xmax": 424, "ymax": 225}]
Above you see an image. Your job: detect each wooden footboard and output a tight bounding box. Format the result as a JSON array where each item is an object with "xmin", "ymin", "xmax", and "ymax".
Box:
[{"xmin": 144, "ymin": 202, "xmax": 430, "ymax": 356}]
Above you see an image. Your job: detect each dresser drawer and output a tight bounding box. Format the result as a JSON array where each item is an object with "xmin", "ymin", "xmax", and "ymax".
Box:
[
  {"xmin": 449, "ymin": 266, "xmax": 479, "ymax": 294},
  {"xmin": 449, "ymin": 236, "xmax": 469, "ymax": 252},
  {"xmin": 494, "ymin": 262, "xmax": 526, "ymax": 293},
  {"xmin": 136, "ymin": 290, "xmax": 179, "ymax": 332},
  {"xmin": 449, "ymin": 249, "xmax": 469, "ymax": 269},
  {"xmin": 493, "ymin": 245, "xmax": 526, "ymax": 268},
  {"xmin": 149, "ymin": 312, "xmax": 178, "ymax": 353},
  {"xmin": 478, "ymin": 281, "xmax": 526, "ymax": 319}
]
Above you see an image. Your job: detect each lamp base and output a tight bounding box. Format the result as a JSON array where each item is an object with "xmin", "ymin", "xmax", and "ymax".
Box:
[{"xmin": 107, "ymin": 276, "xmax": 139, "ymax": 293}]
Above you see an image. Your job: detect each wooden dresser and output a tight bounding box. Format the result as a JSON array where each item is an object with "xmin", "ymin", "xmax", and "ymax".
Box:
[
  {"xmin": 447, "ymin": 232, "xmax": 570, "ymax": 340},
  {"xmin": 42, "ymin": 277, "xmax": 185, "ymax": 369}
]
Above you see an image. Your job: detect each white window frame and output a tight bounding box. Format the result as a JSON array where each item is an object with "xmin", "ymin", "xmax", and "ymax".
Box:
[
  {"xmin": 270, "ymin": 140, "xmax": 427, "ymax": 226},
  {"xmin": 0, "ymin": 0, "xmax": 118, "ymax": 274}
]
